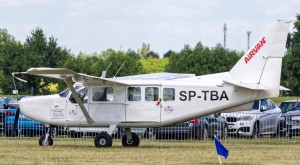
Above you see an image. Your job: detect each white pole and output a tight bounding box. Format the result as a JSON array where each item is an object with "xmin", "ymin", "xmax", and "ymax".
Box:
[{"xmin": 218, "ymin": 155, "xmax": 222, "ymax": 165}]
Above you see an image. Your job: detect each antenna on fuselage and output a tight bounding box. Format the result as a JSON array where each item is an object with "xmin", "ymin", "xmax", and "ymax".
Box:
[
  {"xmin": 113, "ymin": 62, "xmax": 125, "ymax": 78},
  {"xmin": 101, "ymin": 62, "xmax": 112, "ymax": 78}
]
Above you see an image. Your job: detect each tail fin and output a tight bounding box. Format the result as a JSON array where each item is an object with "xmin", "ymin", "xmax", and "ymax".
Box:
[{"xmin": 225, "ymin": 20, "xmax": 290, "ymax": 98}]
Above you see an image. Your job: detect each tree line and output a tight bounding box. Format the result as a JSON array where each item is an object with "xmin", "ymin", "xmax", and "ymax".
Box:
[{"xmin": 0, "ymin": 14, "xmax": 299, "ymax": 96}]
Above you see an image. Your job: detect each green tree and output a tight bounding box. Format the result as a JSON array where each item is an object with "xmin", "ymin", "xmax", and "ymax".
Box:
[
  {"xmin": 0, "ymin": 28, "xmax": 29, "ymax": 95},
  {"xmin": 166, "ymin": 42, "xmax": 241, "ymax": 75},
  {"xmin": 282, "ymin": 14, "xmax": 300, "ymax": 95},
  {"xmin": 145, "ymin": 51, "xmax": 159, "ymax": 59},
  {"xmin": 1, "ymin": 28, "xmax": 70, "ymax": 95},
  {"xmin": 163, "ymin": 50, "xmax": 174, "ymax": 58},
  {"xmin": 101, "ymin": 49, "xmax": 142, "ymax": 78},
  {"xmin": 139, "ymin": 43, "xmax": 150, "ymax": 58},
  {"xmin": 0, "ymin": 40, "xmax": 27, "ymax": 94},
  {"xmin": 24, "ymin": 28, "xmax": 70, "ymax": 95},
  {"xmin": 140, "ymin": 57, "xmax": 169, "ymax": 73}
]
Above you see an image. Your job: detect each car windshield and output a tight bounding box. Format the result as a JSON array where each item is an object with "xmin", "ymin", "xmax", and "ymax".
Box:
[
  {"xmin": 279, "ymin": 102, "xmax": 299, "ymax": 113},
  {"xmin": 251, "ymin": 100, "xmax": 260, "ymax": 110},
  {"xmin": 294, "ymin": 103, "xmax": 300, "ymax": 111}
]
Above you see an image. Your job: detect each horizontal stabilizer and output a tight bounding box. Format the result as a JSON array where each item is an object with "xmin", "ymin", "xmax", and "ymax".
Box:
[{"xmin": 223, "ymin": 79, "xmax": 268, "ymax": 90}]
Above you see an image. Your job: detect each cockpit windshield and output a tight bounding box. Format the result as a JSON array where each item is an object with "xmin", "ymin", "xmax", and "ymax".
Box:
[
  {"xmin": 58, "ymin": 85, "xmax": 83, "ymax": 98},
  {"xmin": 69, "ymin": 86, "xmax": 88, "ymax": 103}
]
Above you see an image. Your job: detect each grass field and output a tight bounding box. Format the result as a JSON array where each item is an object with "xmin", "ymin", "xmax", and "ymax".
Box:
[{"xmin": 0, "ymin": 138, "xmax": 299, "ymax": 165}]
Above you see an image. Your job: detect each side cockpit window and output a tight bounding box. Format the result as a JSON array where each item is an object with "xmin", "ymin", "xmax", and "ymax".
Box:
[
  {"xmin": 59, "ymin": 88, "xmax": 70, "ymax": 98},
  {"xmin": 128, "ymin": 87, "xmax": 141, "ymax": 101},
  {"xmin": 92, "ymin": 87, "xmax": 113, "ymax": 102}
]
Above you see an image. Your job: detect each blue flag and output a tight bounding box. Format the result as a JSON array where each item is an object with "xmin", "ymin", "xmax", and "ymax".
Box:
[{"xmin": 214, "ymin": 136, "xmax": 229, "ymax": 159}]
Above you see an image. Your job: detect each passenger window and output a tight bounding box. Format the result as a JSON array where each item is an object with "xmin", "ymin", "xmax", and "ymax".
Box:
[
  {"xmin": 92, "ymin": 87, "xmax": 113, "ymax": 101},
  {"xmin": 145, "ymin": 87, "xmax": 159, "ymax": 101},
  {"xmin": 163, "ymin": 88, "xmax": 175, "ymax": 101},
  {"xmin": 128, "ymin": 87, "xmax": 141, "ymax": 101}
]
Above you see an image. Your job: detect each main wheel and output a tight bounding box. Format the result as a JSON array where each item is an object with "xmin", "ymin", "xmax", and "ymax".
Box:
[
  {"xmin": 94, "ymin": 132, "xmax": 113, "ymax": 148},
  {"xmin": 39, "ymin": 135, "xmax": 53, "ymax": 146},
  {"xmin": 122, "ymin": 132, "xmax": 140, "ymax": 147},
  {"xmin": 271, "ymin": 124, "xmax": 280, "ymax": 138}
]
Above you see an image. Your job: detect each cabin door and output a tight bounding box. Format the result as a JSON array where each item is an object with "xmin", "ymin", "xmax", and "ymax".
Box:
[{"xmin": 125, "ymin": 86, "xmax": 161, "ymax": 122}]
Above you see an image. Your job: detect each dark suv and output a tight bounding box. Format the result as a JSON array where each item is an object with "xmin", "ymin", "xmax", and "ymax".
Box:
[
  {"xmin": 154, "ymin": 114, "xmax": 228, "ymax": 140},
  {"xmin": 279, "ymin": 100, "xmax": 300, "ymax": 137}
]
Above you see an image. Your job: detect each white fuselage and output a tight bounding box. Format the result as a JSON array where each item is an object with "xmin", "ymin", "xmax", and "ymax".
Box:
[
  {"xmin": 19, "ymin": 74, "xmax": 262, "ymax": 128},
  {"xmin": 17, "ymin": 20, "xmax": 290, "ymax": 129}
]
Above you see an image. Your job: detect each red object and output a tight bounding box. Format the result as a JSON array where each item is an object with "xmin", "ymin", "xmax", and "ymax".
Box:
[
  {"xmin": 5, "ymin": 111, "xmax": 15, "ymax": 116},
  {"xmin": 156, "ymin": 98, "xmax": 161, "ymax": 106},
  {"xmin": 190, "ymin": 118, "xmax": 199, "ymax": 124}
]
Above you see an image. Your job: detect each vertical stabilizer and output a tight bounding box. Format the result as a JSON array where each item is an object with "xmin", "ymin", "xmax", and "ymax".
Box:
[{"xmin": 227, "ymin": 20, "xmax": 290, "ymax": 98}]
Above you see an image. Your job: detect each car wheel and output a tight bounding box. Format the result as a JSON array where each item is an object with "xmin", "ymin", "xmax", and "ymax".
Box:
[
  {"xmin": 5, "ymin": 130, "xmax": 18, "ymax": 137},
  {"xmin": 222, "ymin": 126, "xmax": 228, "ymax": 140},
  {"xmin": 271, "ymin": 124, "xmax": 280, "ymax": 138},
  {"xmin": 200, "ymin": 126, "xmax": 208, "ymax": 140},
  {"xmin": 70, "ymin": 131, "xmax": 83, "ymax": 138},
  {"xmin": 251, "ymin": 122, "xmax": 259, "ymax": 139},
  {"xmin": 287, "ymin": 129, "xmax": 293, "ymax": 138}
]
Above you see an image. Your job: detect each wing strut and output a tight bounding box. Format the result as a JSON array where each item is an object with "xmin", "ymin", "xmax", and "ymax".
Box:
[{"xmin": 64, "ymin": 77, "xmax": 94, "ymax": 124}]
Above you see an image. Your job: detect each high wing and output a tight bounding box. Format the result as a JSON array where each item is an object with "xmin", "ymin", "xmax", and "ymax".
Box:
[
  {"xmin": 27, "ymin": 68, "xmax": 127, "ymax": 85},
  {"xmin": 26, "ymin": 68, "xmax": 195, "ymax": 84}
]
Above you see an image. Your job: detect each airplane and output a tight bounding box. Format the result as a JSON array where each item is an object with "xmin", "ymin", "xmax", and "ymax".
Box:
[{"xmin": 11, "ymin": 20, "xmax": 290, "ymax": 148}]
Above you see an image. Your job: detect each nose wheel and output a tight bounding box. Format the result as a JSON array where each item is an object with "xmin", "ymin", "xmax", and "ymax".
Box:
[
  {"xmin": 39, "ymin": 134, "xmax": 53, "ymax": 146},
  {"xmin": 39, "ymin": 127, "xmax": 53, "ymax": 146}
]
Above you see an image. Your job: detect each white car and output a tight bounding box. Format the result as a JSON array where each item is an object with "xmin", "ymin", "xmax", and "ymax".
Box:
[{"xmin": 222, "ymin": 99, "xmax": 281, "ymax": 138}]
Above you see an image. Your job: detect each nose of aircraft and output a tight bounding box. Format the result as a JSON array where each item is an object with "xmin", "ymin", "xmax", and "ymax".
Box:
[{"xmin": 19, "ymin": 96, "xmax": 50, "ymax": 123}]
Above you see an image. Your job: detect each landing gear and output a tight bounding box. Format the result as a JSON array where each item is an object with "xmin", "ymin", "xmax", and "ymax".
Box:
[
  {"xmin": 39, "ymin": 127, "xmax": 53, "ymax": 146},
  {"xmin": 94, "ymin": 132, "xmax": 112, "ymax": 148},
  {"xmin": 122, "ymin": 128, "xmax": 140, "ymax": 147},
  {"xmin": 94, "ymin": 124, "xmax": 116, "ymax": 148}
]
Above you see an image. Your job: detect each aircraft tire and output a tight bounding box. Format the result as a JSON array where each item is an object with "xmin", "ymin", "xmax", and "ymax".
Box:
[
  {"xmin": 122, "ymin": 132, "xmax": 140, "ymax": 147},
  {"xmin": 39, "ymin": 135, "xmax": 53, "ymax": 146},
  {"xmin": 94, "ymin": 132, "xmax": 113, "ymax": 148}
]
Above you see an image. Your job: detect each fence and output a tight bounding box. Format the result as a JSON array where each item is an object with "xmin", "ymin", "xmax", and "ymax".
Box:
[{"xmin": 1, "ymin": 111, "xmax": 300, "ymax": 143}]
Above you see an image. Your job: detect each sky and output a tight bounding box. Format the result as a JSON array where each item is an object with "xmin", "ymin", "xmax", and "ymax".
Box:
[{"xmin": 0, "ymin": 0, "xmax": 299, "ymax": 56}]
